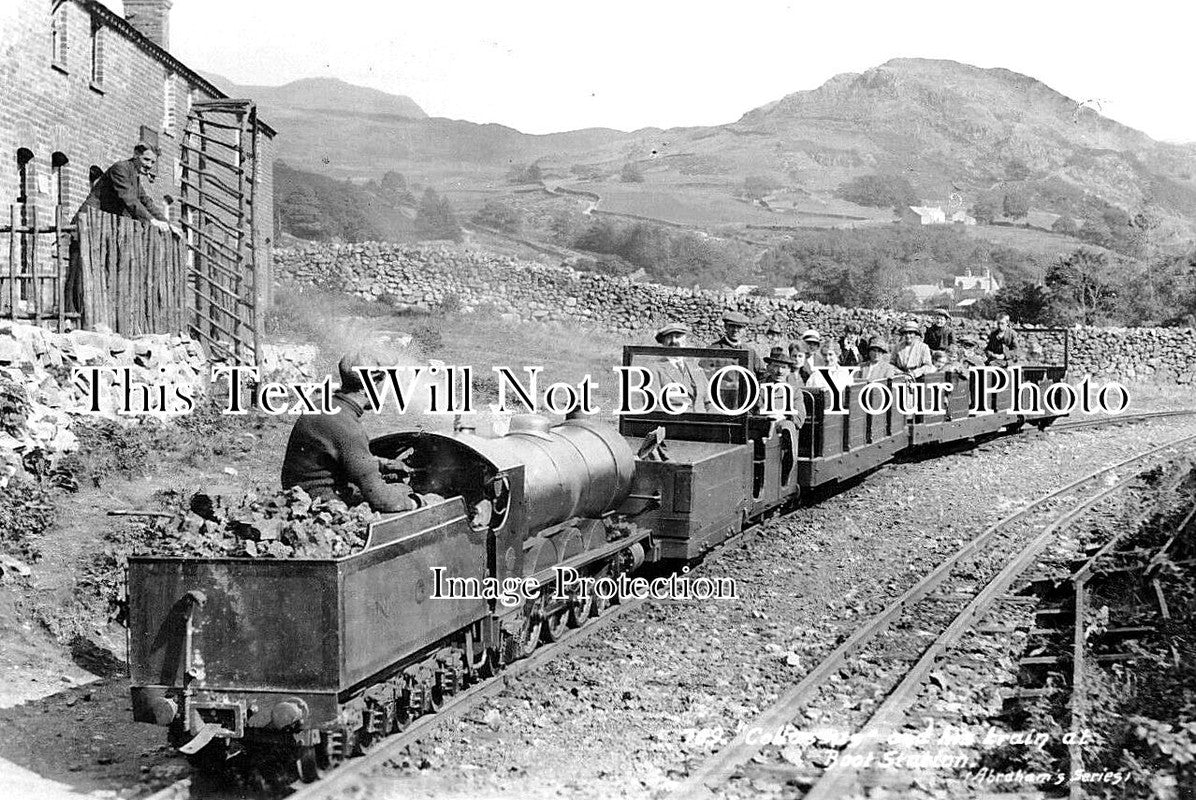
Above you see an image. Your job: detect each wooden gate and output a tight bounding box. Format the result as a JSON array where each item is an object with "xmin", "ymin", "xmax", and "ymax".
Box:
[{"xmin": 179, "ymin": 100, "xmax": 261, "ymax": 365}]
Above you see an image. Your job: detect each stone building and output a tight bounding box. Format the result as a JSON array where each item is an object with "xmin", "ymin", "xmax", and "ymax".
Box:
[{"xmin": 0, "ymin": 0, "xmax": 276, "ymax": 301}]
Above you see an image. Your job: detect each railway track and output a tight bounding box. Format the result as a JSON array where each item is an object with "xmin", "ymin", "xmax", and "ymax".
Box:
[
  {"xmin": 134, "ymin": 412, "xmax": 1196, "ymax": 800},
  {"xmin": 670, "ymin": 431, "xmax": 1196, "ymax": 799},
  {"xmin": 1048, "ymin": 408, "xmax": 1196, "ymax": 433}
]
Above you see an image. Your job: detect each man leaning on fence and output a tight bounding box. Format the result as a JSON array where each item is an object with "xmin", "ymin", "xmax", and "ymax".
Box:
[{"xmin": 66, "ymin": 142, "xmax": 178, "ymax": 315}]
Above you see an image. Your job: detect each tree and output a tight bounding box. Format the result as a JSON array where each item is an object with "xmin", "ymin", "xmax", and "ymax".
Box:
[
  {"xmin": 279, "ymin": 184, "xmax": 326, "ymax": 240},
  {"xmin": 471, "ymin": 200, "xmax": 523, "ymax": 234},
  {"xmin": 1051, "ymin": 215, "xmax": 1079, "ymax": 236},
  {"xmin": 834, "ymin": 174, "xmax": 917, "ymax": 209},
  {"xmin": 742, "ymin": 175, "xmax": 782, "ymax": 202},
  {"xmin": 507, "ymin": 164, "xmax": 543, "ymax": 184},
  {"xmin": 1002, "ymin": 192, "xmax": 1030, "ymax": 220},
  {"xmin": 619, "ymin": 162, "xmax": 644, "ymax": 183},
  {"xmin": 415, "ymin": 188, "xmax": 463, "ymax": 242},
  {"xmin": 993, "ymin": 281, "xmax": 1052, "ymax": 324},
  {"xmin": 970, "ymin": 198, "xmax": 998, "ymax": 225},
  {"xmin": 1045, "ymin": 249, "xmax": 1119, "ymax": 325}
]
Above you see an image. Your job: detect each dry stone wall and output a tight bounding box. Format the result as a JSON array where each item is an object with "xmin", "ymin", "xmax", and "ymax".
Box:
[{"xmin": 274, "ymin": 243, "xmax": 1196, "ymax": 386}]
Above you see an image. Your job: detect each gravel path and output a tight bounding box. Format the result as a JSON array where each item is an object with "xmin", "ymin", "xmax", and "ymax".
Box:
[{"xmin": 349, "ymin": 419, "xmax": 1196, "ymax": 800}]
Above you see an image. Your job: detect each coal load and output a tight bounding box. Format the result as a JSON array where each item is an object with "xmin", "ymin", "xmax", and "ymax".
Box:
[{"xmin": 145, "ymin": 487, "xmax": 380, "ymax": 559}]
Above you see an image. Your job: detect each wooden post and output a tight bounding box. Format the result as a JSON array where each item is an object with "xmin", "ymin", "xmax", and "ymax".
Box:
[
  {"xmin": 29, "ymin": 205, "xmax": 39, "ymax": 322},
  {"xmin": 8, "ymin": 205, "xmax": 16, "ymax": 318}
]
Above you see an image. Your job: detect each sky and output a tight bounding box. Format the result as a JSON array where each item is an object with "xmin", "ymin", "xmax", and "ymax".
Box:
[{"xmin": 146, "ymin": 0, "xmax": 1196, "ymax": 143}]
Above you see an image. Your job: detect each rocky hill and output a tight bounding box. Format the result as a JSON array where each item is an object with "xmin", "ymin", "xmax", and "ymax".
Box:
[{"xmin": 217, "ymin": 59, "xmax": 1196, "ymax": 242}]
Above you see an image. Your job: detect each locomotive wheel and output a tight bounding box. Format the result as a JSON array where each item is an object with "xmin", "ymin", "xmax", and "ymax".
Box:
[
  {"xmin": 298, "ymin": 746, "xmax": 324, "ymax": 783},
  {"xmin": 504, "ymin": 598, "xmax": 545, "ymax": 663},
  {"xmin": 542, "ymin": 607, "xmax": 571, "ymax": 642},
  {"xmin": 566, "ymin": 594, "xmax": 590, "ymax": 628}
]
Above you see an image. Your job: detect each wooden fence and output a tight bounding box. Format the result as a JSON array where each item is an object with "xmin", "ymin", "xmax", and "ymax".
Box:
[
  {"xmin": 0, "ymin": 205, "xmax": 76, "ymax": 329},
  {"xmin": 1, "ymin": 205, "xmax": 187, "ymax": 337},
  {"xmin": 75, "ymin": 208, "xmax": 186, "ymax": 335}
]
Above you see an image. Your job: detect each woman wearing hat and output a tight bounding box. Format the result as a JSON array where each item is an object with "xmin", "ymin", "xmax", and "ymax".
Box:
[
  {"xmin": 856, "ymin": 339, "xmax": 902, "ymax": 382},
  {"xmin": 891, "ymin": 321, "xmax": 935, "ymax": 378}
]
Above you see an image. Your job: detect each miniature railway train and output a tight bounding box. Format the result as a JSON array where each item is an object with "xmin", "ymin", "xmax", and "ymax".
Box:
[{"xmin": 125, "ymin": 343, "xmax": 1069, "ymax": 785}]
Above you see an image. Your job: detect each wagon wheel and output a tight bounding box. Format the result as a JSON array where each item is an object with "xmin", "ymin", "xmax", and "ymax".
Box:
[{"xmin": 297, "ymin": 745, "xmax": 324, "ymax": 783}]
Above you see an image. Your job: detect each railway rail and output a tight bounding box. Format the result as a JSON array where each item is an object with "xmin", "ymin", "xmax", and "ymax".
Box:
[
  {"xmin": 131, "ymin": 408, "xmax": 1196, "ymax": 800},
  {"xmin": 670, "ymin": 431, "xmax": 1196, "ymax": 799},
  {"xmin": 1048, "ymin": 408, "xmax": 1196, "ymax": 433}
]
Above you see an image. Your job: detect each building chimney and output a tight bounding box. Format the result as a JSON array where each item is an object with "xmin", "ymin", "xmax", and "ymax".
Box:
[{"xmin": 124, "ymin": 0, "xmax": 173, "ymax": 49}]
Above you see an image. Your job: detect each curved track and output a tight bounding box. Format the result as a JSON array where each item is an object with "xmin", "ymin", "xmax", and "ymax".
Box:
[{"xmin": 671, "ymin": 431, "xmax": 1196, "ymax": 799}]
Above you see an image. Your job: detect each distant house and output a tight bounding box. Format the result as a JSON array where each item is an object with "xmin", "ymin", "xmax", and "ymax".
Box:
[
  {"xmin": 909, "ymin": 205, "xmax": 947, "ymax": 225},
  {"xmin": 954, "ymin": 268, "xmax": 999, "ymax": 296},
  {"xmin": 901, "ymin": 205, "xmax": 976, "ymax": 226},
  {"xmin": 733, "ymin": 284, "xmax": 759, "ymax": 296},
  {"xmin": 772, "ymin": 287, "xmax": 799, "ymax": 300},
  {"xmin": 906, "ymin": 283, "xmax": 953, "ymax": 304}
]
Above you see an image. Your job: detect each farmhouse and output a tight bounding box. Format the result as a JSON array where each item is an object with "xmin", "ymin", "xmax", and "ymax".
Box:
[{"xmin": 902, "ymin": 205, "xmax": 977, "ymax": 226}]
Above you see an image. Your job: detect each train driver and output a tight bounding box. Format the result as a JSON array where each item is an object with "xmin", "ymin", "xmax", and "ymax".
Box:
[
  {"xmin": 281, "ymin": 350, "xmax": 421, "ymax": 512},
  {"xmin": 652, "ymin": 323, "xmax": 709, "ymax": 413}
]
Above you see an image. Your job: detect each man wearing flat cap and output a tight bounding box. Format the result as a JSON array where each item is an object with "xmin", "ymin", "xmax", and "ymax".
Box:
[
  {"xmin": 705, "ymin": 310, "xmax": 765, "ymax": 410},
  {"xmin": 707, "ymin": 310, "xmax": 766, "ymax": 377},
  {"xmin": 760, "ymin": 348, "xmax": 807, "ymax": 428},
  {"xmin": 857, "ymin": 339, "xmax": 902, "ymax": 382},
  {"xmin": 924, "ymin": 309, "xmax": 955, "ymax": 353},
  {"xmin": 652, "ymin": 323, "xmax": 708, "ymax": 413},
  {"xmin": 891, "ymin": 320, "xmax": 935, "ymax": 378},
  {"xmin": 758, "ymin": 320, "xmax": 788, "ymax": 362}
]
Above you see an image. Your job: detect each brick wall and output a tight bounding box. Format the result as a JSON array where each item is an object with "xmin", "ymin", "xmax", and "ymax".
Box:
[{"xmin": 0, "ymin": 0, "xmax": 275, "ymax": 313}]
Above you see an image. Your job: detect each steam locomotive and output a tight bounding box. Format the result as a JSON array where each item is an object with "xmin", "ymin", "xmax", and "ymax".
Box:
[{"xmin": 125, "ymin": 343, "xmax": 1068, "ymax": 784}]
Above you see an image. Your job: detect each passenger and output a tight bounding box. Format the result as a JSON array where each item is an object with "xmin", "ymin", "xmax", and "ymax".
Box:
[
  {"xmin": 652, "ymin": 323, "xmax": 708, "ymax": 413},
  {"xmin": 984, "ymin": 313, "xmax": 1019, "ymax": 366},
  {"xmin": 891, "ymin": 321, "xmax": 935, "ymax": 378},
  {"xmin": 759, "ymin": 349, "xmax": 807, "ymax": 428},
  {"xmin": 839, "ymin": 323, "xmax": 865, "ymax": 367},
  {"xmin": 798, "ymin": 329, "xmax": 825, "ymax": 380},
  {"xmin": 924, "ymin": 309, "xmax": 955, "ymax": 353},
  {"xmin": 281, "ymin": 351, "xmax": 419, "ymax": 512},
  {"xmin": 708, "ymin": 311, "xmax": 765, "ymax": 378},
  {"xmin": 758, "ymin": 320, "xmax": 788, "ymax": 362},
  {"xmin": 952, "ymin": 337, "xmax": 981, "ymax": 374},
  {"xmin": 932, "ymin": 350, "xmax": 948, "ymax": 371},
  {"xmin": 856, "ymin": 339, "xmax": 902, "ymax": 382}
]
